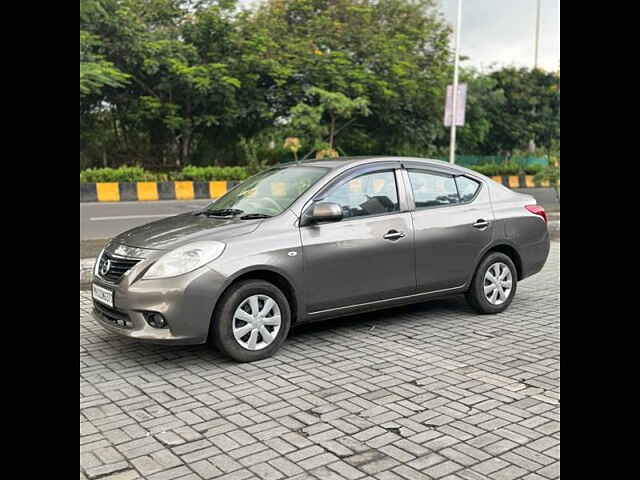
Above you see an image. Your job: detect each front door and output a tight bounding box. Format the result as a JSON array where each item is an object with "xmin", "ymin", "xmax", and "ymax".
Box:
[{"xmin": 300, "ymin": 168, "xmax": 416, "ymax": 314}]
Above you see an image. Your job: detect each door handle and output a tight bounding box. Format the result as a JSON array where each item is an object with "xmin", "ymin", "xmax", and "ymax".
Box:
[
  {"xmin": 473, "ymin": 219, "xmax": 490, "ymax": 229},
  {"xmin": 384, "ymin": 230, "xmax": 406, "ymax": 241}
]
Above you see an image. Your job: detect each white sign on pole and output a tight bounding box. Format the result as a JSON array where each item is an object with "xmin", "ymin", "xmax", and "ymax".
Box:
[{"xmin": 444, "ymin": 83, "xmax": 467, "ymax": 127}]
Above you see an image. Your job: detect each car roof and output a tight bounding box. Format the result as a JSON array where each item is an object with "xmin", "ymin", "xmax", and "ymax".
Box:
[{"xmin": 289, "ymin": 156, "xmax": 464, "ymax": 172}]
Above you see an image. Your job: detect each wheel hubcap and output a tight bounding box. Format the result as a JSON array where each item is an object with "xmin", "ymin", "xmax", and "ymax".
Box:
[
  {"xmin": 233, "ymin": 295, "xmax": 282, "ymax": 351},
  {"xmin": 483, "ymin": 262, "xmax": 513, "ymax": 306}
]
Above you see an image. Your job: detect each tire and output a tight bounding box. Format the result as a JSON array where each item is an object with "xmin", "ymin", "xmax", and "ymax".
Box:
[
  {"xmin": 209, "ymin": 280, "xmax": 291, "ymax": 362},
  {"xmin": 466, "ymin": 252, "xmax": 518, "ymax": 314}
]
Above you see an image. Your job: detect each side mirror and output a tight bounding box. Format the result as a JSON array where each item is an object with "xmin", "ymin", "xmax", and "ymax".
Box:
[{"xmin": 304, "ymin": 202, "xmax": 343, "ymax": 225}]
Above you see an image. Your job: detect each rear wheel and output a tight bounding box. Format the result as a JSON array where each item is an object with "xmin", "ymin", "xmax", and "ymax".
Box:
[
  {"xmin": 210, "ymin": 280, "xmax": 291, "ymax": 362},
  {"xmin": 466, "ymin": 252, "xmax": 518, "ymax": 314}
]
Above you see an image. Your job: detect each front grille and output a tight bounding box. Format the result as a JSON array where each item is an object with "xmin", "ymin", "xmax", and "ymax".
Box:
[
  {"xmin": 98, "ymin": 252, "xmax": 141, "ymax": 284},
  {"xmin": 94, "ymin": 301, "xmax": 131, "ymax": 329}
]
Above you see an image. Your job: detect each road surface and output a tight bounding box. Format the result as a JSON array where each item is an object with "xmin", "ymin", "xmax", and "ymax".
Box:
[
  {"xmin": 81, "ymin": 199, "xmax": 212, "ymax": 240},
  {"xmin": 80, "ymin": 199, "xmax": 212, "ymax": 258}
]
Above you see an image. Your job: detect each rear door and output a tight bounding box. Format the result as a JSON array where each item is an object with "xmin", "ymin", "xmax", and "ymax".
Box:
[
  {"xmin": 300, "ymin": 165, "xmax": 416, "ymax": 314},
  {"xmin": 404, "ymin": 167, "xmax": 494, "ymax": 292}
]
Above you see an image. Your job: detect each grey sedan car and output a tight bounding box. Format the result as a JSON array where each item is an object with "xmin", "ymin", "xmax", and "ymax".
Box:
[{"xmin": 92, "ymin": 157, "xmax": 550, "ymax": 362}]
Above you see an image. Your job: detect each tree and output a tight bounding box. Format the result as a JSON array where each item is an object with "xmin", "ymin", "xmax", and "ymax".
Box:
[
  {"xmin": 485, "ymin": 67, "xmax": 560, "ymax": 155},
  {"xmin": 80, "ymin": 0, "xmax": 245, "ymax": 167},
  {"xmin": 80, "ymin": 32, "xmax": 130, "ymax": 97},
  {"xmin": 80, "ymin": 0, "xmax": 129, "ymax": 97},
  {"xmin": 238, "ymin": 0, "xmax": 451, "ymax": 156},
  {"xmin": 451, "ymin": 69, "xmax": 506, "ymax": 155},
  {"xmin": 289, "ymin": 87, "xmax": 371, "ymax": 155},
  {"xmin": 80, "ymin": 1, "xmax": 560, "ymax": 171},
  {"xmin": 431, "ymin": 66, "xmax": 561, "ymax": 157},
  {"xmin": 80, "ymin": 0, "xmax": 454, "ymax": 168}
]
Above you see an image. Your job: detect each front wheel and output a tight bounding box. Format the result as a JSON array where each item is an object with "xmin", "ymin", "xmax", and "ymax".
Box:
[
  {"xmin": 210, "ymin": 280, "xmax": 291, "ymax": 362},
  {"xmin": 466, "ymin": 252, "xmax": 518, "ymax": 314}
]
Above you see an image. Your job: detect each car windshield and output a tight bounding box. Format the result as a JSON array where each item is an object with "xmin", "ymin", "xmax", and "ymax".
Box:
[{"xmin": 207, "ymin": 166, "xmax": 329, "ymax": 217}]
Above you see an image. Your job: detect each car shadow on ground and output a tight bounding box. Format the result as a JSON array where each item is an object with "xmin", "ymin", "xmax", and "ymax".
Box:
[
  {"xmin": 85, "ymin": 295, "xmax": 474, "ymax": 367},
  {"xmin": 289, "ymin": 295, "xmax": 472, "ymax": 338}
]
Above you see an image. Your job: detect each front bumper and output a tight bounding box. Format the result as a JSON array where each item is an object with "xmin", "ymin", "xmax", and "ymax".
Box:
[
  {"xmin": 91, "ymin": 303, "xmax": 204, "ymax": 345},
  {"xmin": 91, "ymin": 261, "xmax": 228, "ymax": 345}
]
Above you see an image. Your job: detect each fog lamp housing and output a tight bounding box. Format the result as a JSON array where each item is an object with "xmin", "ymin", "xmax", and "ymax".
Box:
[{"xmin": 144, "ymin": 312, "xmax": 168, "ymax": 329}]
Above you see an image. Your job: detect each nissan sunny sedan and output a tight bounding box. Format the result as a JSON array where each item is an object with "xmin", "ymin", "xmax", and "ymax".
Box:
[{"xmin": 92, "ymin": 157, "xmax": 550, "ymax": 362}]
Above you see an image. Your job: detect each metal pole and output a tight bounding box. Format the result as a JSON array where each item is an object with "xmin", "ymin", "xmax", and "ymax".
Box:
[
  {"xmin": 534, "ymin": 0, "xmax": 541, "ymax": 69},
  {"xmin": 449, "ymin": 0, "xmax": 462, "ymax": 164},
  {"xmin": 530, "ymin": 0, "xmax": 542, "ymax": 153}
]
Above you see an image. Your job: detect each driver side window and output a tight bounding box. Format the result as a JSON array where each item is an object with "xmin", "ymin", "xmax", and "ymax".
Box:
[{"xmin": 323, "ymin": 170, "xmax": 400, "ymax": 218}]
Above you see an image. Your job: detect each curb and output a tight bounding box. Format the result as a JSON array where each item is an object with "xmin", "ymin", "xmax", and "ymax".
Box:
[{"xmin": 80, "ymin": 180, "xmax": 241, "ymax": 203}]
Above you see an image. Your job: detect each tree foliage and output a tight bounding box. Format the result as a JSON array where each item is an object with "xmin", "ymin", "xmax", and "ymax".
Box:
[
  {"xmin": 289, "ymin": 87, "xmax": 371, "ymax": 155},
  {"xmin": 80, "ymin": 0, "xmax": 560, "ymax": 170},
  {"xmin": 80, "ymin": 1, "xmax": 130, "ymax": 97},
  {"xmin": 484, "ymin": 67, "xmax": 560, "ymax": 154}
]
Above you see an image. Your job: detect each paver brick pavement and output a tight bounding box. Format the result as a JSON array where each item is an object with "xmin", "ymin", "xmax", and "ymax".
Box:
[{"xmin": 81, "ymin": 243, "xmax": 560, "ymax": 479}]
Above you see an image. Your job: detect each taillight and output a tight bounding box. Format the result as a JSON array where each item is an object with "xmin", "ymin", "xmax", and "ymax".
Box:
[{"xmin": 525, "ymin": 205, "xmax": 547, "ymax": 223}]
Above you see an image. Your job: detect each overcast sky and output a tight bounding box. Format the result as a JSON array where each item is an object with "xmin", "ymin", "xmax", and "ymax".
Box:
[
  {"xmin": 237, "ymin": 0, "xmax": 560, "ymax": 72},
  {"xmin": 438, "ymin": 0, "xmax": 560, "ymax": 72}
]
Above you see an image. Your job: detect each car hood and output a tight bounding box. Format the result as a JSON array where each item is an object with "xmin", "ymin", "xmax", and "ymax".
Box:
[{"xmin": 111, "ymin": 213, "xmax": 262, "ymax": 251}]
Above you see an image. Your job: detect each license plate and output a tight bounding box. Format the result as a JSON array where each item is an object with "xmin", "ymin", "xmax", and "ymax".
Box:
[{"xmin": 93, "ymin": 284, "xmax": 114, "ymax": 308}]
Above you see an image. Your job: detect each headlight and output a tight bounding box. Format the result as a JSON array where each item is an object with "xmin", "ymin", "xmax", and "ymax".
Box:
[
  {"xmin": 94, "ymin": 248, "xmax": 105, "ymax": 277},
  {"xmin": 143, "ymin": 241, "xmax": 226, "ymax": 280}
]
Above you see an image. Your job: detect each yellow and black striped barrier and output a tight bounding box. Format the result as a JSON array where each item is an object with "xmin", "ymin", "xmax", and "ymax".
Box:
[
  {"xmin": 491, "ymin": 175, "xmax": 559, "ymax": 189},
  {"xmin": 80, "ymin": 181, "xmax": 239, "ymax": 203}
]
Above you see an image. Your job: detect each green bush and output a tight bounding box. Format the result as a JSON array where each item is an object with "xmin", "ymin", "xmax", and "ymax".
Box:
[
  {"xmin": 524, "ymin": 164, "xmax": 544, "ymax": 175},
  {"xmin": 174, "ymin": 166, "xmax": 250, "ymax": 182},
  {"xmin": 534, "ymin": 165, "xmax": 560, "ymax": 187},
  {"xmin": 80, "ymin": 165, "xmax": 250, "ymax": 183},
  {"xmin": 471, "ymin": 164, "xmax": 502, "ymax": 177},
  {"xmin": 80, "ymin": 166, "xmax": 161, "ymax": 183},
  {"xmin": 470, "ymin": 162, "xmax": 544, "ymax": 177}
]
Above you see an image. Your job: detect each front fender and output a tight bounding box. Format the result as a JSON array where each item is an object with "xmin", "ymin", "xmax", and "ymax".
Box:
[{"xmin": 207, "ymin": 257, "xmax": 305, "ymax": 325}]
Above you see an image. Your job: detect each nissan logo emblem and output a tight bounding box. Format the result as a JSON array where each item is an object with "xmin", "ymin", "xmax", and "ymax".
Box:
[{"xmin": 100, "ymin": 258, "xmax": 111, "ymax": 276}]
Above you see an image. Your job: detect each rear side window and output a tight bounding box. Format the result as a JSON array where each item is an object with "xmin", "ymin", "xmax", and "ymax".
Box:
[
  {"xmin": 456, "ymin": 176, "xmax": 481, "ymax": 202},
  {"xmin": 408, "ymin": 170, "xmax": 459, "ymax": 208}
]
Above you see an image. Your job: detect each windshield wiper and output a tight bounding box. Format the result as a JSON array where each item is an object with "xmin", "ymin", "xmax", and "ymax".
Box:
[
  {"xmin": 197, "ymin": 208, "xmax": 244, "ymax": 217},
  {"xmin": 240, "ymin": 213, "xmax": 273, "ymax": 220}
]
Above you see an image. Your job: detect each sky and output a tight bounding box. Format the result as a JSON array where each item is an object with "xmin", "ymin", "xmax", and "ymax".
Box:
[
  {"xmin": 237, "ymin": 0, "xmax": 560, "ymax": 72},
  {"xmin": 438, "ymin": 0, "xmax": 560, "ymax": 72}
]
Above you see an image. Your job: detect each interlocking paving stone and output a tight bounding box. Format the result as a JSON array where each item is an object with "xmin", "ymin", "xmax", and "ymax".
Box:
[{"xmin": 81, "ymin": 243, "xmax": 560, "ymax": 479}]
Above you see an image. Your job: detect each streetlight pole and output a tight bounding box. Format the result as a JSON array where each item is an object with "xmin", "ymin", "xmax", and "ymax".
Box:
[
  {"xmin": 534, "ymin": 0, "xmax": 541, "ymax": 69},
  {"xmin": 530, "ymin": 0, "xmax": 542, "ymax": 154},
  {"xmin": 449, "ymin": 0, "xmax": 463, "ymax": 164}
]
